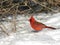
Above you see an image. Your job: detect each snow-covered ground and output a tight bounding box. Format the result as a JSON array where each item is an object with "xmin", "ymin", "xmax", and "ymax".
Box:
[{"xmin": 0, "ymin": 13, "xmax": 60, "ymax": 45}]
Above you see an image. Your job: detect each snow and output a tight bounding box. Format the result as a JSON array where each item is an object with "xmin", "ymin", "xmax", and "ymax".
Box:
[{"xmin": 0, "ymin": 13, "xmax": 60, "ymax": 45}]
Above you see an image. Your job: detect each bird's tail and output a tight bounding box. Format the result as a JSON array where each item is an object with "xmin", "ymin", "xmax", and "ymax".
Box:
[{"xmin": 46, "ymin": 26, "xmax": 56, "ymax": 29}]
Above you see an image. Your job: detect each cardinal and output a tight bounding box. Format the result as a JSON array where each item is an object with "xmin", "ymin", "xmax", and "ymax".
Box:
[{"xmin": 29, "ymin": 16, "xmax": 56, "ymax": 32}]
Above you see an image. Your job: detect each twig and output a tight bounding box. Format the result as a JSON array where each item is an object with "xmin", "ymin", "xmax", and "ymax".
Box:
[
  {"xmin": 0, "ymin": 23, "xmax": 9, "ymax": 35},
  {"xmin": 2, "ymin": 3, "xmax": 19, "ymax": 15},
  {"xmin": 12, "ymin": 6, "xmax": 18, "ymax": 32},
  {"xmin": 32, "ymin": 0, "xmax": 58, "ymax": 13}
]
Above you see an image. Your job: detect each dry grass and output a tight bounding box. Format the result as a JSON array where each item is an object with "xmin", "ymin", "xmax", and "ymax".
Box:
[{"xmin": 0, "ymin": 0, "xmax": 60, "ymax": 15}]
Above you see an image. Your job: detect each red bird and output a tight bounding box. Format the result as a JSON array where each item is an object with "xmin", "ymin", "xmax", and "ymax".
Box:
[{"xmin": 29, "ymin": 16, "xmax": 56, "ymax": 32}]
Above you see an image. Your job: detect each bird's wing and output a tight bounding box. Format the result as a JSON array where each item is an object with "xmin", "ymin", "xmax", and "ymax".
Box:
[{"xmin": 34, "ymin": 21, "xmax": 45, "ymax": 26}]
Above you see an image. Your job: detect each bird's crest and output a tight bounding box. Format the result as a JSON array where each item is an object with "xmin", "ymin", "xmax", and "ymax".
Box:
[{"xmin": 29, "ymin": 15, "xmax": 36, "ymax": 22}]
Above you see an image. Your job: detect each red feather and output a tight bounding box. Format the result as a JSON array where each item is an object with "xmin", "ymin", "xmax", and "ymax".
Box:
[{"xmin": 29, "ymin": 16, "xmax": 56, "ymax": 31}]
